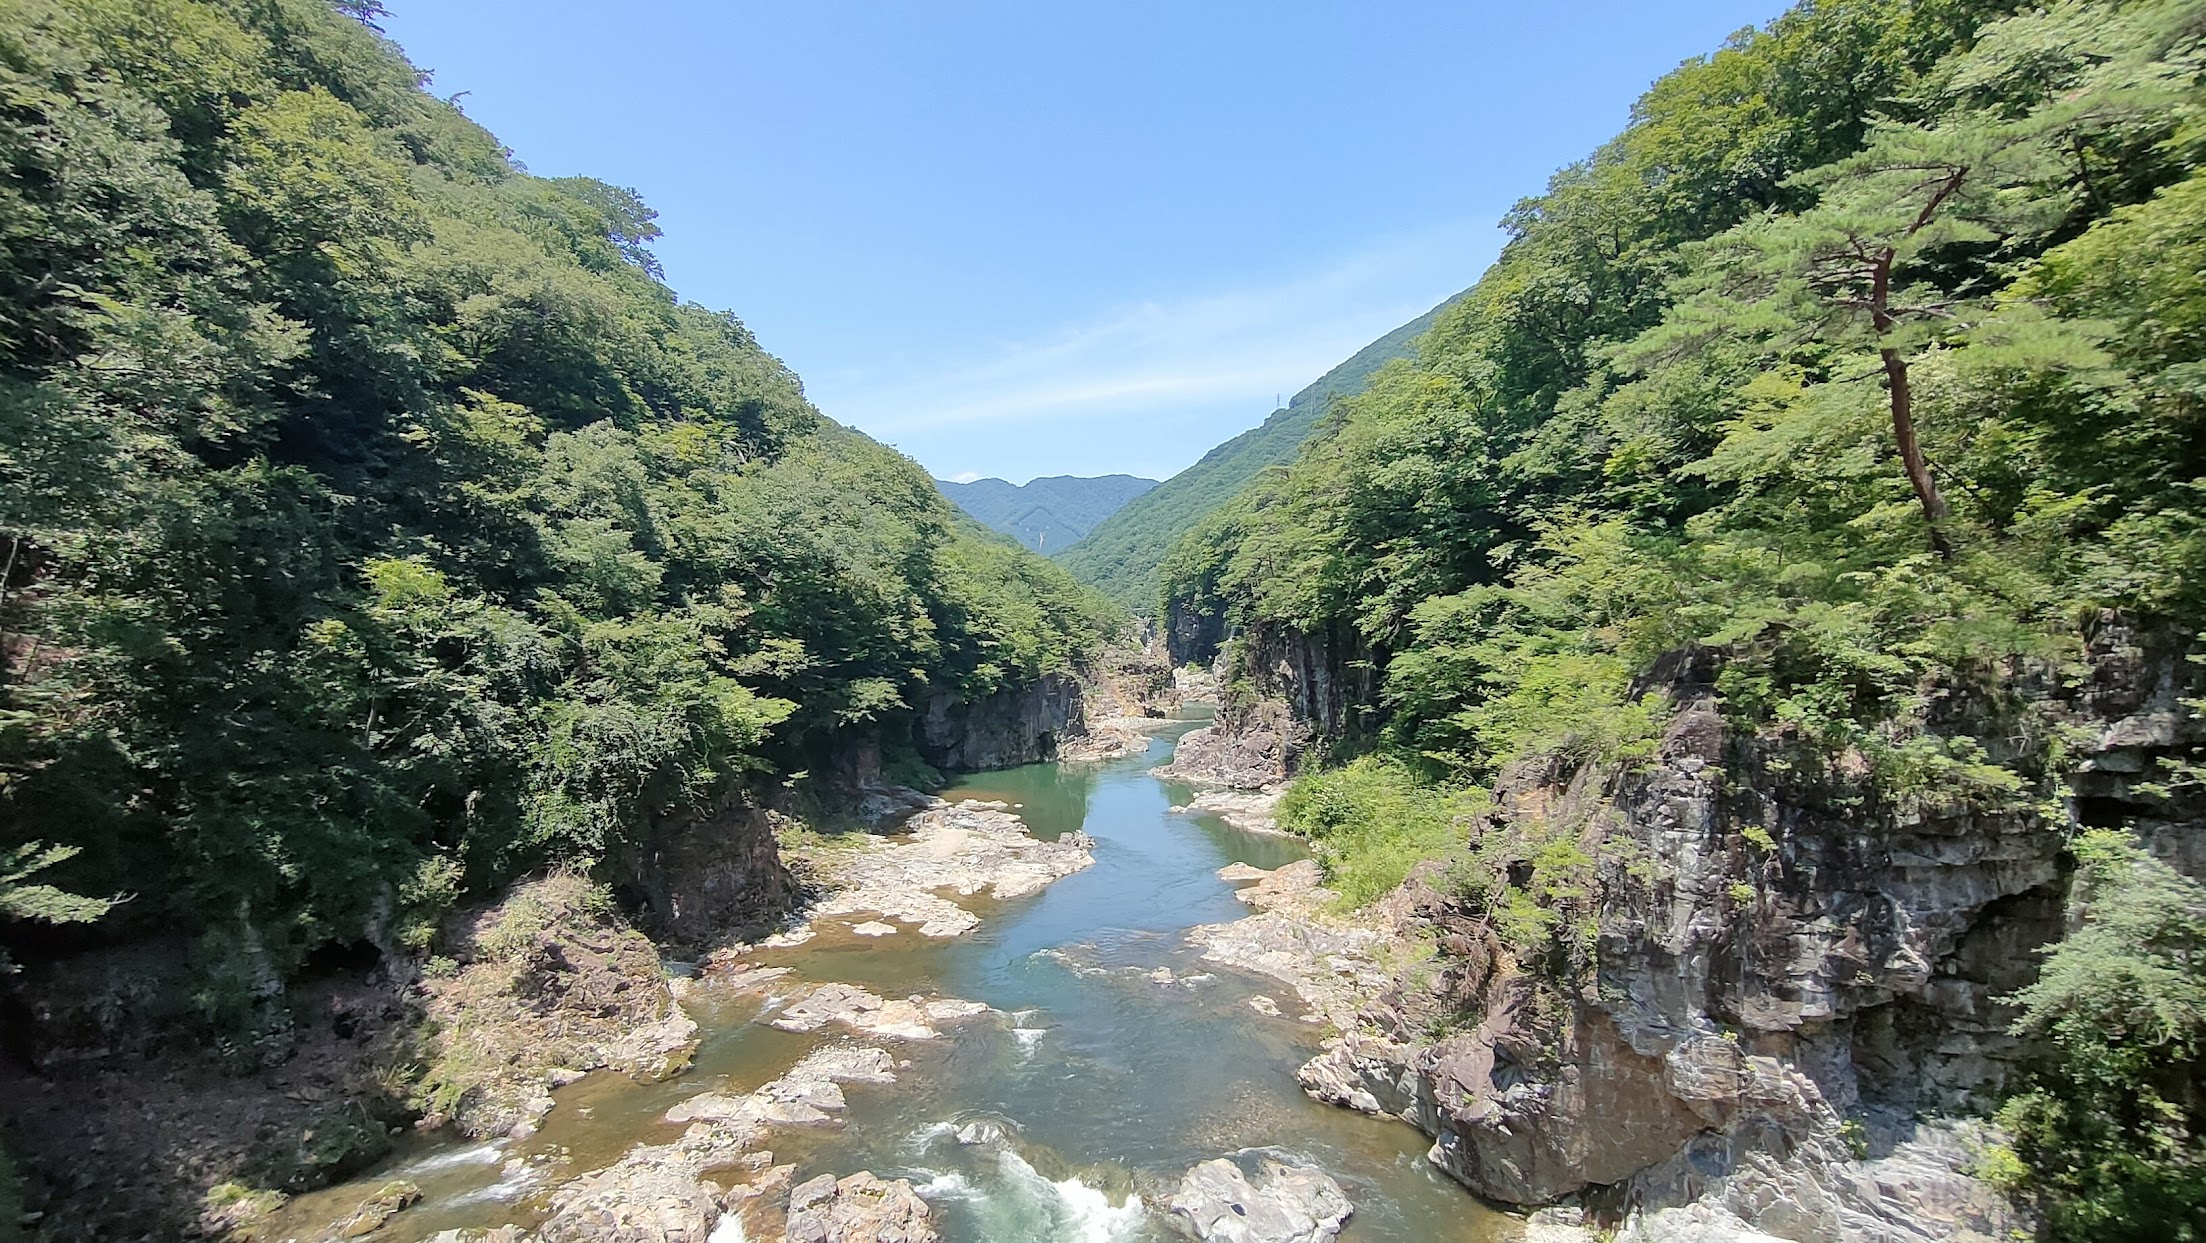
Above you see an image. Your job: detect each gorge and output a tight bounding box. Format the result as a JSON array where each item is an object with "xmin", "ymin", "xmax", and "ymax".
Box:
[{"xmin": 3, "ymin": 0, "xmax": 2203, "ymax": 1241}]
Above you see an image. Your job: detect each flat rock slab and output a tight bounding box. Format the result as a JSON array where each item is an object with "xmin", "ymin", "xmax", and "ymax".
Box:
[
  {"xmin": 769, "ymin": 983, "xmax": 989, "ymax": 1041},
  {"xmin": 538, "ymin": 1122, "xmax": 749, "ymax": 1243},
  {"xmin": 1169, "ymin": 1157, "xmax": 1352, "ymax": 1243},
  {"xmin": 801, "ymin": 802, "xmax": 1094, "ymax": 937},
  {"xmin": 1183, "ymin": 790, "xmax": 1287, "ymax": 835},
  {"xmin": 1187, "ymin": 863, "xmax": 1390, "ymax": 1031},
  {"xmin": 664, "ymin": 1044, "xmax": 898, "ymax": 1128}
]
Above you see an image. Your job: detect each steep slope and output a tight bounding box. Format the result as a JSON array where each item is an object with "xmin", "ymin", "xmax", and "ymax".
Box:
[
  {"xmin": 1160, "ymin": 1, "xmax": 2206, "ymax": 1238},
  {"xmin": 0, "ymin": 0, "xmax": 1113, "ymax": 1007},
  {"xmin": 1054, "ymin": 290, "xmax": 1466, "ymax": 612},
  {"xmin": 935, "ymin": 473, "xmax": 1157, "ymax": 553}
]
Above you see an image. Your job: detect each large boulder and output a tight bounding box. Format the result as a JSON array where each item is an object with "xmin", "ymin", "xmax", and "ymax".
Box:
[
  {"xmin": 783, "ymin": 1171, "xmax": 937, "ymax": 1243},
  {"xmin": 1167, "ymin": 1158, "xmax": 1351, "ymax": 1243}
]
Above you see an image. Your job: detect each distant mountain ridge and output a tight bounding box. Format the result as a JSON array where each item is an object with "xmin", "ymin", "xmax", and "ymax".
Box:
[
  {"xmin": 935, "ymin": 473, "xmax": 1159, "ymax": 554},
  {"xmin": 1054, "ymin": 288, "xmax": 1471, "ymax": 613}
]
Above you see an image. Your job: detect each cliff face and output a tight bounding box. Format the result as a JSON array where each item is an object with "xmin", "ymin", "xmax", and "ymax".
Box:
[
  {"xmin": 621, "ymin": 668, "xmax": 1119, "ymax": 943},
  {"xmin": 915, "ymin": 672, "xmax": 1087, "ymax": 772},
  {"xmin": 616, "ymin": 794, "xmax": 795, "ymax": 947},
  {"xmin": 1164, "ymin": 597, "xmax": 1226, "ymax": 668},
  {"xmin": 1286, "ymin": 620, "xmax": 2200, "ymax": 1239},
  {"xmin": 1154, "ymin": 620, "xmax": 1369, "ymax": 789}
]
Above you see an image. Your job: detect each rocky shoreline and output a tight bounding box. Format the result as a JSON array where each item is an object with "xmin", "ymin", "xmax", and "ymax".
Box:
[{"xmin": 259, "ymin": 747, "xmax": 1399, "ymax": 1243}]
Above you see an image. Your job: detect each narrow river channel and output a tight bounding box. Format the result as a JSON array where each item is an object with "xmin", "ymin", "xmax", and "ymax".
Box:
[{"xmin": 282, "ymin": 710, "xmax": 1513, "ymax": 1242}]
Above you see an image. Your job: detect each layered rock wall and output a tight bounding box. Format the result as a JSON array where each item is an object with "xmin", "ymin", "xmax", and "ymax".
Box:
[
  {"xmin": 915, "ymin": 672, "xmax": 1085, "ymax": 771},
  {"xmin": 1286, "ymin": 621, "xmax": 2201, "ymax": 1239}
]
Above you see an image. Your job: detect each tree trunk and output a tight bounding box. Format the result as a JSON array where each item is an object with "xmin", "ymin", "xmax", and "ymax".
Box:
[
  {"xmin": 1880, "ymin": 347, "xmax": 1950, "ymax": 538},
  {"xmin": 1871, "ymin": 252, "xmax": 1953, "ymax": 557}
]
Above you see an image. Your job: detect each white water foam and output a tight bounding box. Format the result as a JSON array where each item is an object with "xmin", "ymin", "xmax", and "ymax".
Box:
[
  {"xmin": 706, "ymin": 1210, "xmax": 749, "ymax": 1243},
  {"xmin": 390, "ymin": 1140, "xmax": 504, "ymax": 1177},
  {"xmin": 906, "ymin": 1119, "xmax": 961, "ymax": 1153},
  {"xmin": 914, "ymin": 1168, "xmax": 979, "ymax": 1200},
  {"xmin": 983, "ymin": 1150, "xmax": 1146, "ymax": 1243},
  {"xmin": 443, "ymin": 1159, "xmax": 540, "ymax": 1206},
  {"xmin": 1011, "ymin": 1027, "xmax": 1046, "ymax": 1054}
]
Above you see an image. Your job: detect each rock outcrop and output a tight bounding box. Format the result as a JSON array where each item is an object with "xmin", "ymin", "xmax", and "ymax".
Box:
[
  {"xmin": 783, "ymin": 1171, "xmax": 939, "ymax": 1243},
  {"xmin": 664, "ymin": 1044, "xmax": 898, "ymax": 1127},
  {"xmin": 1060, "ymin": 640, "xmax": 1179, "ymax": 762},
  {"xmin": 541, "ymin": 1042, "xmax": 906, "ymax": 1242},
  {"xmin": 1178, "ymin": 789, "xmax": 1284, "ymax": 834},
  {"xmin": 618, "ymin": 793, "xmax": 794, "ymax": 945},
  {"xmin": 917, "ymin": 672, "xmax": 1085, "ymax": 771},
  {"xmin": 798, "ymin": 800, "xmax": 1096, "ymax": 937},
  {"xmin": 1167, "ymin": 1157, "xmax": 1352, "ymax": 1243},
  {"xmin": 537, "ymin": 1122, "xmax": 744, "ymax": 1243},
  {"xmin": 1150, "ymin": 701, "xmax": 1302, "ymax": 790},
  {"xmin": 768, "ymin": 983, "xmax": 990, "ymax": 1041},
  {"xmin": 1188, "ymin": 861, "xmax": 1392, "ymax": 1030},
  {"xmin": 1279, "ymin": 644, "xmax": 2151, "ymax": 1239},
  {"xmin": 417, "ymin": 877, "xmax": 699, "ymax": 1140}
]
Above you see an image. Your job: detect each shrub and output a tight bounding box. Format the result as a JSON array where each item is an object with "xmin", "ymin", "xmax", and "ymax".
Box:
[
  {"xmin": 1998, "ymin": 831, "xmax": 2206, "ymax": 1242},
  {"xmin": 1277, "ymin": 757, "xmax": 1479, "ymax": 906}
]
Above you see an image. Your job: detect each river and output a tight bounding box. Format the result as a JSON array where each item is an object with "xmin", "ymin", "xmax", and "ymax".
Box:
[{"xmin": 278, "ymin": 710, "xmax": 1514, "ymax": 1242}]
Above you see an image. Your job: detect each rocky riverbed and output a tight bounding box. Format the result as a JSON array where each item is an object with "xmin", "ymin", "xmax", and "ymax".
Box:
[{"xmin": 239, "ymin": 716, "xmax": 1512, "ymax": 1243}]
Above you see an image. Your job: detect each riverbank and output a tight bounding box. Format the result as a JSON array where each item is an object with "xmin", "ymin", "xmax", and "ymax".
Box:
[{"xmin": 235, "ymin": 712, "xmax": 1518, "ymax": 1243}]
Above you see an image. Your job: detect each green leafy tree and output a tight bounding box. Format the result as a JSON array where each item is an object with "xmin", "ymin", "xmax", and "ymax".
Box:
[{"xmin": 1998, "ymin": 831, "xmax": 2206, "ymax": 1241}]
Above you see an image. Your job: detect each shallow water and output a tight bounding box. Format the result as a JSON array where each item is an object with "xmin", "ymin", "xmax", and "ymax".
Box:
[{"xmin": 278, "ymin": 713, "xmax": 1515, "ymax": 1242}]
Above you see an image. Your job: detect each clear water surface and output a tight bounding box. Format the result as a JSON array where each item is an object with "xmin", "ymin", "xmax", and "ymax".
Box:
[{"xmin": 275, "ymin": 711, "xmax": 1517, "ymax": 1242}]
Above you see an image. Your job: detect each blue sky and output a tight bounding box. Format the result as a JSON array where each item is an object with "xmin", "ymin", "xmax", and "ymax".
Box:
[{"xmin": 378, "ymin": 1, "xmax": 1786, "ymax": 484}]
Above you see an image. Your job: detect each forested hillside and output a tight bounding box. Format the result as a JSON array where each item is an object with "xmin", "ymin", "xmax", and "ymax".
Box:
[
  {"xmin": 0, "ymin": 0, "xmax": 1110, "ymax": 1002},
  {"xmin": 1056, "ymin": 290, "xmax": 1464, "ymax": 613},
  {"xmin": 1162, "ymin": 0, "xmax": 2206, "ymax": 1236},
  {"xmin": 935, "ymin": 473, "xmax": 1156, "ymax": 553}
]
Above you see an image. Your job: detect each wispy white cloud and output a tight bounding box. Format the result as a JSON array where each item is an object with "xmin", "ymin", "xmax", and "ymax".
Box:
[
  {"xmin": 809, "ymin": 221, "xmax": 1498, "ymax": 443},
  {"xmin": 945, "ymin": 470, "xmax": 983, "ymax": 483}
]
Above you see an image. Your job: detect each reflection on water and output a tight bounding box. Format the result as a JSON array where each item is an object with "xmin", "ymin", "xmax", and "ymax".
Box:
[{"xmin": 274, "ymin": 712, "xmax": 1517, "ymax": 1242}]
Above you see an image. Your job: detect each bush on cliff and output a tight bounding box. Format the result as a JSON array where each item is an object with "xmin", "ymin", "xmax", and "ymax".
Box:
[
  {"xmin": 1996, "ymin": 831, "xmax": 2206, "ymax": 1242},
  {"xmin": 1276, "ymin": 756, "xmax": 1480, "ymax": 906}
]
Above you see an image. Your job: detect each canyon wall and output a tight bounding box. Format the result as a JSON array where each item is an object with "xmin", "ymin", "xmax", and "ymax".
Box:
[{"xmin": 1240, "ymin": 616, "xmax": 2199, "ymax": 1238}]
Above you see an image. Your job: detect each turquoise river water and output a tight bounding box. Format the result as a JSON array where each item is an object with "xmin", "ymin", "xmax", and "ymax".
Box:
[{"xmin": 276, "ymin": 711, "xmax": 1516, "ymax": 1242}]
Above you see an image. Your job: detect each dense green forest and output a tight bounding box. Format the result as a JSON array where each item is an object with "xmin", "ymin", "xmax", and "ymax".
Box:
[
  {"xmin": 1056, "ymin": 290, "xmax": 1464, "ymax": 613},
  {"xmin": 1162, "ymin": 0, "xmax": 2206, "ymax": 1236},
  {"xmin": 0, "ymin": 0, "xmax": 1111, "ymax": 1002},
  {"xmin": 935, "ymin": 473, "xmax": 1155, "ymax": 554}
]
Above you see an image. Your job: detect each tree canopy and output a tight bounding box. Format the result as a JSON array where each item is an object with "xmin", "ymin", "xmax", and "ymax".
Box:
[
  {"xmin": 0, "ymin": 0, "xmax": 1113, "ymax": 995},
  {"xmin": 1160, "ymin": 1, "xmax": 2206, "ymax": 1233}
]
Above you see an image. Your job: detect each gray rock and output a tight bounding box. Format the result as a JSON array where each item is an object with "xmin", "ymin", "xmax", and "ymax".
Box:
[
  {"xmin": 1168, "ymin": 1158, "xmax": 1351, "ymax": 1243},
  {"xmin": 784, "ymin": 1171, "xmax": 937, "ymax": 1243}
]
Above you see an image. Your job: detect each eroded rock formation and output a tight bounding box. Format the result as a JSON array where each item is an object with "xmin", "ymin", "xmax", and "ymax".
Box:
[
  {"xmin": 1225, "ymin": 617, "xmax": 2203, "ymax": 1240},
  {"xmin": 1168, "ymin": 1157, "xmax": 1352, "ymax": 1243}
]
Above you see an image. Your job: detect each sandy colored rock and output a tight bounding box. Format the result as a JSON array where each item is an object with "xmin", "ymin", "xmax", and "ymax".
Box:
[
  {"xmin": 335, "ymin": 1180, "xmax": 420, "ymax": 1238},
  {"xmin": 664, "ymin": 1043, "xmax": 896, "ymax": 1131},
  {"xmin": 792, "ymin": 801, "xmax": 1094, "ymax": 938},
  {"xmin": 537, "ymin": 1123, "xmax": 745, "ymax": 1243},
  {"xmin": 784, "ymin": 1171, "xmax": 938, "ymax": 1243},
  {"xmin": 1186, "ymin": 861, "xmax": 1393, "ymax": 1032},
  {"xmin": 1184, "ymin": 789, "xmax": 1286, "ymax": 834},
  {"xmin": 768, "ymin": 983, "xmax": 989, "ymax": 1041}
]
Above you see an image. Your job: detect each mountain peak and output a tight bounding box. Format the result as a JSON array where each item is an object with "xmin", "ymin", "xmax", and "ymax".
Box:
[{"xmin": 936, "ymin": 474, "xmax": 1158, "ymax": 553}]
